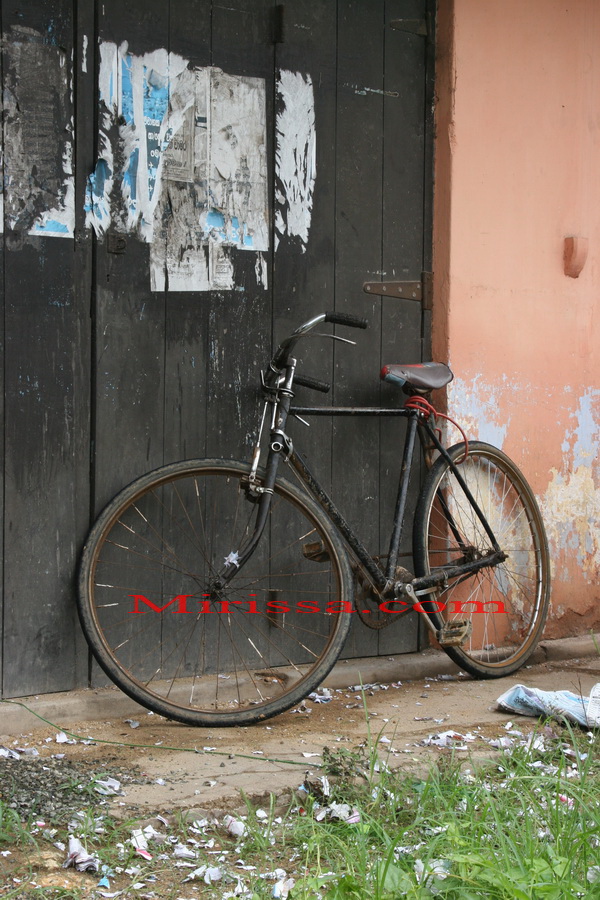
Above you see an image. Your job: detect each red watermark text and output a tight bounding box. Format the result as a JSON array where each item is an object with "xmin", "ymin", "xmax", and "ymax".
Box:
[{"xmin": 127, "ymin": 594, "xmax": 507, "ymax": 615}]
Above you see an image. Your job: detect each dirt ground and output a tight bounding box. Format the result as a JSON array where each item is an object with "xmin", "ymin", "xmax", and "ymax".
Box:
[{"xmin": 2, "ymin": 657, "xmax": 598, "ymax": 818}]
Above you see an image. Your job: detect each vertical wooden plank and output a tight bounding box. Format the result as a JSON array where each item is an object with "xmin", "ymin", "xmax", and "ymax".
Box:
[
  {"xmin": 272, "ymin": 0, "xmax": 337, "ymax": 493},
  {"xmin": 266, "ymin": 1, "xmax": 340, "ymax": 672},
  {"xmin": 92, "ymin": 0, "xmax": 170, "ymax": 513},
  {"xmin": 205, "ymin": 0, "xmax": 274, "ymax": 460},
  {"xmin": 163, "ymin": 1, "xmax": 211, "ymax": 464},
  {"xmin": 0, "ymin": 0, "xmax": 4, "ymax": 696},
  {"xmin": 2, "ymin": 0, "xmax": 80, "ymax": 695},
  {"xmin": 71, "ymin": 0, "xmax": 96, "ymax": 686},
  {"xmin": 379, "ymin": 0, "xmax": 431, "ymax": 654},
  {"xmin": 333, "ymin": 0, "xmax": 385, "ymax": 659},
  {"xmin": 88, "ymin": 0, "xmax": 171, "ymax": 688}
]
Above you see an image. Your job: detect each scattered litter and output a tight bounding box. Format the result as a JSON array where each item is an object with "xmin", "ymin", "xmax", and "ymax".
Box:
[
  {"xmin": 497, "ymin": 683, "xmax": 600, "ymax": 727},
  {"xmin": 124, "ymin": 719, "xmax": 140, "ymax": 729},
  {"xmin": 272, "ymin": 877, "xmax": 295, "ymax": 898},
  {"xmin": 301, "ymin": 752, "xmax": 320, "ymax": 758},
  {"xmin": 130, "ymin": 829, "xmax": 149, "ymax": 852},
  {"xmin": 173, "ymin": 843, "xmax": 197, "ymax": 859},
  {"xmin": 588, "ymin": 866, "xmax": 600, "ymax": 884},
  {"xmin": 379, "ymin": 736, "xmax": 392, "ymax": 744},
  {"xmin": 0, "ymin": 747, "xmax": 20, "ymax": 759},
  {"xmin": 421, "ymin": 730, "xmax": 475, "ymax": 749},
  {"xmin": 308, "ymin": 688, "xmax": 332, "ymax": 703},
  {"xmin": 55, "ymin": 732, "xmax": 76, "ymax": 744},
  {"xmin": 94, "ymin": 776, "xmax": 121, "ymax": 796},
  {"xmin": 414, "ymin": 857, "xmax": 451, "ymax": 885},
  {"xmin": 184, "ymin": 864, "xmax": 222, "ymax": 883},
  {"xmin": 328, "ymin": 803, "xmax": 361, "ymax": 823},
  {"xmin": 223, "ymin": 815, "xmax": 247, "ymax": 838},
  {"xmin": 63, "ymin": 836, "xmax": 100, "ymax": 873}
]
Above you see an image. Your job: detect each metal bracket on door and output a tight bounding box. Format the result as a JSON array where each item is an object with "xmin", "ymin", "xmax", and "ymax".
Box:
[{"xmin": 363, "ymin": 272, "xmax": 433, "ymax": 310}]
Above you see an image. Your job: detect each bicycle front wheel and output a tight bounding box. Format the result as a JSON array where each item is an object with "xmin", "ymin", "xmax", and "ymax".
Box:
[
  {"xmin": 77, "ymin": 459, "xmax": 352, "ymax": 726},
  {"xmin": 413, "ymin": 442, "xmax": 550, "ymax": 677}
]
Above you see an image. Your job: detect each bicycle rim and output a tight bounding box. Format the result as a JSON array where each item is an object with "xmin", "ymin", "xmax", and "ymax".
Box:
[
  {"xmin": 413, "ymin": 442, "xmax": 550, "ymax": 677},
  {"xmin": 78, "ymin": 459, "xmax": 352, "ymax": 725}
]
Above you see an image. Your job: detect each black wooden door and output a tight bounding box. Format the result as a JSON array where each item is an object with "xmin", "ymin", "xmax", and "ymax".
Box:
[{"xmin": 0, "ymin": 0, "xmax": 433, "ymax": 698}]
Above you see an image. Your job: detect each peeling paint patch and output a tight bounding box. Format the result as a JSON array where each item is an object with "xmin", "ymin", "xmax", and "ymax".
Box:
[
  {"xmin": 564, "ymin": 388, "xmax": 600, "ymax": 470},
  {"xmin": 4, "ymin": 26, "xmax": 75, "ymax": 237},
  {"xmin": 344, "ymin": 82, "xmax": 399, "ymax": 98},
  {"xmin": 541, "ymin": 387, "xmax": 600, "ymax": 586},
  {"xmin": 275, "ymin": 69, "xmax": 316, "ymax": 253},
  {"xmin": 447, "ymin": 375, "xmax": 509, "ymax": 448},
  {"xmin": 541, "ymin": 465, "xmax": 600, "ymax": 584},
  {"xmin": 255, "ymin": 252, "xmax": 268, "ymax": 289}
]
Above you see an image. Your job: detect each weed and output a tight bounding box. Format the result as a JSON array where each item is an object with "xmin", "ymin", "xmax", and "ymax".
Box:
[{"xmin": 0, "ymin": 799, "xmax": 36, "ymax": 847}]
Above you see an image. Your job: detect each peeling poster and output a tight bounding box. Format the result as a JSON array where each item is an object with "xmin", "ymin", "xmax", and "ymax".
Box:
[
  {"xmin": 3, "ymin": 26, "xmax": 75, "ymax": 238},
  {"xmin": 275, "ymin": 70, "xmax": 316, "ymax": 253},
  {"xmin": 87, "ymin": 42, "xmax": 269, "ymax": 292}
]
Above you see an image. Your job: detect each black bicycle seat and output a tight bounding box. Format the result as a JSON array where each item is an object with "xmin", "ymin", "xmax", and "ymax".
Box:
[{"xmin": 381, "ymin": 362, "xmax": 453, "ymax": 393}]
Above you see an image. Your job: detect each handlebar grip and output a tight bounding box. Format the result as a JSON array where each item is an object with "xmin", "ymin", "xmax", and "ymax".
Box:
[
  {"xmin": 324, "ymin": 311, "xmax": 368, "ymax": 329},
  {"xmin": 294, "ymin": 374, "xmax": 331, "ymax": 394}
]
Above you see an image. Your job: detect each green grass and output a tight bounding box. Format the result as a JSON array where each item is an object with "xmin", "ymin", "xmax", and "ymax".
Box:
[
  {"xmin": 1, "ymin": 720, "xmax": 600, "ymax": 899},
  {"xmin": 0, "ymin": 799, "xmax": 36, "ymax": 847}
]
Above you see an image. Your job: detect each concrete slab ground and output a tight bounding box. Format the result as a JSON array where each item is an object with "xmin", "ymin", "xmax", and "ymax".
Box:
[{"xmin": 1, "ymin": 634, "xmax": 598, "ymax": 815}]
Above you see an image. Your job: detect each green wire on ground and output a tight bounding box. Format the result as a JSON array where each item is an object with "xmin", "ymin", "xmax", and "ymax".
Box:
[{"xmin": 0, "ymin": 698, "xmax": 321, "ymax": 769}]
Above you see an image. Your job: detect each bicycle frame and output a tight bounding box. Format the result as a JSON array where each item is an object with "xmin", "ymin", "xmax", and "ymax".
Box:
[{"xmin": 216, "ymin": 356, "xmax": 507, "ymax": 603}]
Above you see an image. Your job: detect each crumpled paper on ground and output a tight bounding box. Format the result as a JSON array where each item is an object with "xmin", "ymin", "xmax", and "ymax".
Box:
[
  {"xmin": 62, "ymin": 836, "xmax": 100, "ymax": 872},
  {"xmin": 496, "ymin": 683, "xmax": 600, "ymax": 728}
]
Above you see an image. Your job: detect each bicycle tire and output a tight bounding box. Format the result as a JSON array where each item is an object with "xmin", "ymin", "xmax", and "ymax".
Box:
[
  {"xmin": 77, "ymin": 458, "xmax": 353, "ymax": 726},
  {"xmin": 413, "ymin": 442, "xmax": 551, "ymax": 677}
]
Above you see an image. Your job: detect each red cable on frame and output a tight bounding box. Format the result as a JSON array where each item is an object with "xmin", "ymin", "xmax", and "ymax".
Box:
[{"xmin": 404, "ymin": 395, "xmax": 469, "ymax": 462}]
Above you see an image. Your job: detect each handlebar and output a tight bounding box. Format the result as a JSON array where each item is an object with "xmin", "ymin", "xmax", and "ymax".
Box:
[{"xmin": 324, "ymin": 312, "xmax": 368, "ymax": 329}]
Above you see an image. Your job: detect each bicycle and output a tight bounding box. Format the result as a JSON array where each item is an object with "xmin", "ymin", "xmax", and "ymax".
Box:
[{"xmin": 77, "ymin": 310, "xmax": 551, "ymax": 726}]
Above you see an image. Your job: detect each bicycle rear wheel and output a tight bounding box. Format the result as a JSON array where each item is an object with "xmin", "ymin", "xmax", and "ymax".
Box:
[
  {"xmin": 77, "ymin": 459, "xmax": 352, "ymax": 725},
  {"xmin": 413, "ymin": 442, "xmax": 550, "ymax": 677}
]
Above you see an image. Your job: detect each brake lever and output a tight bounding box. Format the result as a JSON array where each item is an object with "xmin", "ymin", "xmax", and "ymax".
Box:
[{"xmin": 314, "ymin": 333, "xmax": 357, "ymax": 346}]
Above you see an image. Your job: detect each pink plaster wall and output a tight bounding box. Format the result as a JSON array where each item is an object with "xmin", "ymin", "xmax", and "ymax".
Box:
[{"xmin": 433, "ymin": 0, "xmax": 600, "ymax": 636}]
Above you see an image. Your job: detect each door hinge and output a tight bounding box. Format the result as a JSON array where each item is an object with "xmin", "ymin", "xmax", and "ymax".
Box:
[{"xmin": 363, "ymin": 272, "xmax": 433, "ymax": 310}]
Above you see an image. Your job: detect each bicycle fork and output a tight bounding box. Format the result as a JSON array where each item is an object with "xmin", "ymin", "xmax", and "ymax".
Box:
[{"xmin": 211, "ymin": 367, "xmax": 296, "ymax": 591}]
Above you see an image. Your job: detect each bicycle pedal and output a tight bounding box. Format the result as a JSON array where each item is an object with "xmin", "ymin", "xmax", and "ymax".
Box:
[
  {"xmin": 436, "ymin": 619, "xmax": 473, "ymax": 647},
  {"xmin": 303, "ymin": 540, "xmax": 330, "ymax": 563}
]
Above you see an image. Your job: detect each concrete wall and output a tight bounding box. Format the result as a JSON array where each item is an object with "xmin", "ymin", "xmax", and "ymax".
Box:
[{"xmin": 434, "ymin": 0, "xmax": 600, "ymax": 636}]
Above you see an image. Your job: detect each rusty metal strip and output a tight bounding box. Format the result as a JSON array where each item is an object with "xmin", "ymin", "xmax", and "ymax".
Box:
[{"xmin": 363, "ymin": 281, "xmax": 422, "ymax": 301}]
